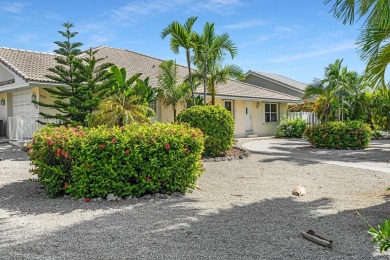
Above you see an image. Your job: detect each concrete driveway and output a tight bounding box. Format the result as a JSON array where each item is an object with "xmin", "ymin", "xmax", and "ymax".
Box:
[{"xmin": 241, "ymin": 138, "xmax": 390, "ymax": 173}]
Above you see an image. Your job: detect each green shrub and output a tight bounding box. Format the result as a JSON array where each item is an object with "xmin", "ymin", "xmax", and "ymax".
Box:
[
  {"xmin": 304, "ymin": 121, "xmax": 372, "ymax": 149},
  {"xmin": 176, "ymin": 105, "xmax": 235, "ymax": 156},
  {"xmin": 275, "ymin": 117, "xmax": 307, "ymax": 138},
  {"xmin": 27, "ymin": 123, "xmax": 204, "ymax": 199}
]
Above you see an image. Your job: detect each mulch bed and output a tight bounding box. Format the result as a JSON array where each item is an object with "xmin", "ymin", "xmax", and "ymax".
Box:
[{"xmin": 202, "ymin": 146, "xmax": 250, "ymax": 162}]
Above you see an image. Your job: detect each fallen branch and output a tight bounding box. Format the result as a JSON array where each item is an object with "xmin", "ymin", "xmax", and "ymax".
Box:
[{"xmin": 301, "ymin": 230, "xmax": 333, "ymax": 248}]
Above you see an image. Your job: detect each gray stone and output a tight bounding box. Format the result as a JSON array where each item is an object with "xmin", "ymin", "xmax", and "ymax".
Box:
[{"xmin": 106, "ymin": 193, "xmax": 120, "ymax": 201}]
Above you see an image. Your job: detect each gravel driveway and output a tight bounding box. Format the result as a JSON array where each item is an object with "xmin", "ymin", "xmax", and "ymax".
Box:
[{"xmin": 1, "ymin": 140, "xmax": 390, "ymax": 259}]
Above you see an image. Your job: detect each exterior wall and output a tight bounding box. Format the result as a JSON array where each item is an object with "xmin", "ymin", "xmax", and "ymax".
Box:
[
  {"xmin": 158, "ymin": 100, "xmax": 186, "ymax": 122},
  {"xmin": 245, "ymin": 74, "xmax": 303, "ymax": 98},
  {"xmin": 36, "ymin": 87, "xmax": 57, "ymax": 116},
  {"xmin": 0, "ymin": 92, "xmax": 7, "ymax": 136}
]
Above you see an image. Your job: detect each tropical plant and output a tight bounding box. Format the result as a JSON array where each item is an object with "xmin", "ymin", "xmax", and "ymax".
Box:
[
  {"xmin": 157, "ymin": 60, "xmax": 190, "ymax": 121},
  {"xmin": 177, "ymin": 105, "xmax": 235, "ymax": 156},
  {"xmin": 304, "ymin": 59, "xmax": 354, "ymax": 123},
  {"xmin": 275, "ymin": 117, "xmax": 307, "ymax": 138},
  {"xmin": 325, "ymin": 0, "xmax": 390, "ymax": 90},
  {"xmin": 34, "ymin": 23, "xmax": 112, "ymax": 126},
  {"xmin": 161, "ymin": 16, "xmax": 198, "ymax": 106},
  {"xmin": 193, "ymin": 62, "xmax": 243, "ymax": 105},
  {"xmin": 27, "ymin": 123, "xmax": 205, "ymax": 198},
  {"xmin": 192, "ymin": 22, "xmax": 238, "ymax": 105},
  {"xmin": 88, "ymin": 66, "xmax": 155, "ymax": 127}
]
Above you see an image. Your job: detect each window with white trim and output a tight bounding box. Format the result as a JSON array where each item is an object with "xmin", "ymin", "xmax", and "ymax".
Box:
[{"xmin": 265, "ymin": 103, "xmax": 278, "ymax": 122}]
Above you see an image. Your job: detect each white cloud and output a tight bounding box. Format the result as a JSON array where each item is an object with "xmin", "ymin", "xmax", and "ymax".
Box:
[
  {"xmin": 223, "ymin": 19, "xmax": 268, "ymax": 30},
  {"xmin": 268, "ymin": 41, "xmax": 357, "ymax": 63},
  {"xmin": 0, "ymin": 2, "xmax": 28, "ymax": 14}
]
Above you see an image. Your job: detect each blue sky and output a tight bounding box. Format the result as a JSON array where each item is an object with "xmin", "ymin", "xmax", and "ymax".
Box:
[{"xmin": 0, "ymin": 0, "xmax": 370, "ymax": 84}]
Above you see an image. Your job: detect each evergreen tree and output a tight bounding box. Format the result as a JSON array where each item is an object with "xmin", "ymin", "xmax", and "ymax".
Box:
[{"xmin": 33, "ymin": 22, "xmax": 112, "ymax": 126}]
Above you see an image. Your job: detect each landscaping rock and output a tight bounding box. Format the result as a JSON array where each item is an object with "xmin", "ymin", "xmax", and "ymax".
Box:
[
  {"xmin": 106, "ymin": 193, "xmax": 121, "ymax": 201},
  {"xmin": 292, "ymin": 184, "xmax": 307, "ymax": 196}
]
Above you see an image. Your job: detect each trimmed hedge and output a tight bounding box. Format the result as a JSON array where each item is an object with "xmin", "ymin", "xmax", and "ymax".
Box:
[
  {"xmin": 177, "ymin": 105, "xmax": 235, "ymax": 156},
  {"xmin": 275, "ymin": 117, "xmax": 307, "ymax": 138},
  {"xmin": 304, "ymin": 121, "xmax": 371, "ymax": 149},
  {"xmin": 27, "ymin": 123, "xmax": 204, "ymax": 198}
]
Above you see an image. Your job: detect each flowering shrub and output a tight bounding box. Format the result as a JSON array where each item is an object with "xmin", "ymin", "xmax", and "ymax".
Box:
[
  {"xmin": 177, "ymin": 105, "xmax": 235, "ymax": 156},
  {"xmin": 275, "ymin": 117, "xmax": 307, "ymax": 138},
  {"xmin": 304, "ymin": 121, "xmax": 372, "ymax": 149},
  {"xmin": 27, "ymin": 123, "xmax": 204, "ymax": 198}
]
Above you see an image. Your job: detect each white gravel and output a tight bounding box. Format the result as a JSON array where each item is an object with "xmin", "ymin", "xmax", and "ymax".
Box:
[{"xmin": 1, "ymin": 141, "xmax": 390, "ymax": 259}]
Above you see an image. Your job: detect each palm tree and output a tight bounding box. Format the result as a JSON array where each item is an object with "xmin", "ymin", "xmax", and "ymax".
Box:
[
  {"xmin": 88, "ymin": 65, "xmax": 155, "ymax": 127},
  {"xmin": 161, "ymin": 16, "xmax": 198, "ymax": 106},
  {"xmin": 157, "ymin": 60, "xmax": 190, "ymax": 121},
  {"xmin": 325, "ymin": 0, "xmax": 390, "ymax": 90},
  {"xmin": 194, "ymin": 62, "xmax": 243, "ymax": 105},
  {"xmin": 304, "ymin": 59, "xmax": 352, "ymax": 123},
  {"xmin": 193, "ymin": 22, "xmax": 238, "ymax": 105}
]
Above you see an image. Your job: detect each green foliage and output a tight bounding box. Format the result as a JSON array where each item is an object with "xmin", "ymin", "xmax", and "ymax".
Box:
[
  {"xmin": 304, "ymin": 121, "xmax": 372, "ymax": 149},
  {"xmin": 36, "ymin": 23, "xmax": 112, "ymax": 126},
  {"xmin": 275, "ymin": 117, "xmax": 307, "ymax": 138},
  {"xmin": 355, "ymin": 210, "xmax": 390, "ymax": 252},
  {"xmin": 177, "ymin": 105, "xmax": 234, "ymax": 156},
  {"xmin": 88, "ymin": 65, "xmax": 155, "ymax": 127},
  {"xmin": 157, "ymin": 60, "xmax": 190, "ymax": 121},
  {"xmin": 27, "ymin": 123, "xmax": 204, "ymax": 199},
  {"xmin": 369, "ymin": 220, "xmax": 390, "ymax": 252}
]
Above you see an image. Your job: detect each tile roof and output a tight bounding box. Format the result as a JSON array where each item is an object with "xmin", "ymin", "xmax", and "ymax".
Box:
[
  {"xmin": 0, "ymin": 47, "xmax": 58, "ymax": 82},
  {"xmin": 247, "ymin": 70, "xmax": 307, "ymax": 91},
  {"xmin": 0, "ymin": 46, "xmax": 298, "ymax": 102}
]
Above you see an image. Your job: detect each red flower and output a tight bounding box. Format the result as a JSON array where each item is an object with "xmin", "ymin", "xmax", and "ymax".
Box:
[
  {"xmin": 64, "ymin": 152, "xmax": 69, "ymax": 158},
  {"xmin": 49, "ymin": 141, "xmax": 54, "ymax": 146},
  {"xmin": 100, "ymin": 144, "xmax": 105, "ymax": 149},
  {"xmin": 146, "ymin": 177, "xmax": 151, "ymax": 182},
  {"xmin": 85, "ymin": 198, "xmax": 91, "ymax": 203},
  {"xmin": 112, "ymin": 138, "xmax": 117, "ymax": 144},
  {"xmin": 64, "ymin": 183, "xmax": 69, "ymax": 189},
  {"xmin": 192, "ymin": 133, "xmax": 197, "ymax": 138},
  {"xmin": 57, "ymin": 148, "xmax": 61, "ymax": 154},
  {"xmin": 120, "ymin": 126, "xmax": 125, "ymax": 131},
  {"xmin": 125, "ymin": 150, "xmax": 130, "ymax": 154},
  {"xmin": 165, "ymin": 143, "xmax": 170, "ymax": 150}
]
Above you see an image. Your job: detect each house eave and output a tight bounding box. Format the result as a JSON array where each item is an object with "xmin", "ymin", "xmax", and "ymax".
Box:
[{"xmin": 245, "ymin": 71, "xmax": 305, "ymax": 94}]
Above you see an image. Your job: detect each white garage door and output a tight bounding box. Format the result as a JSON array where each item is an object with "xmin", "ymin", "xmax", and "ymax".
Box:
[{"xmin": 13, "ymin": 90, "xmax": 33, "ymax": 117}]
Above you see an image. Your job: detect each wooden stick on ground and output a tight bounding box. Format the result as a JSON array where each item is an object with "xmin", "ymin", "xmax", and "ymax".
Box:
[{"xmin": 301, "ymin": 230, "xmax": 333, "ymax": 248}]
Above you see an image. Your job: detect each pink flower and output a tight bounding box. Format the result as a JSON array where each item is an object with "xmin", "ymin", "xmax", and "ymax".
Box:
[
  {"xmin": 125, "ymin": 150, "xmax": 130, "ymax": 155},
  {"xmin": 165, "ymin": 143, "xmax": 170, "ymax": 150},
  {"xmin": 85, "ymin": 198, "xmax": 91, "ymax": 202},
  {"xmin": 112, "ymin": 138, "xmax": 117, "ymax": 144},
  {"xmin": 57, "ymin": 148, "xmax": 61, "ymax": 154},
  {"xmin": 146, "ymin": 177, "xmax": 151, "ymax": 182},
  {"xmin": 100, "ymin": 144, "xmax": 105, "ymax": 149},
  {"xmin": 64, "ymin": 183, "xmax": 69, "ymax": 189}
]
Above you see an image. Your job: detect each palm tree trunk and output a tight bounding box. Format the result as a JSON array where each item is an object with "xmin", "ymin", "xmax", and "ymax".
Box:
[
  {"xmin": 211, "ymin": 83, "xmax": 216, "ymax": 105},
  {"xmin": 203, "ymin": 56, "xmax": 207, "ymax": 106},
  {"xmin": 173, "ymin": 107, "xmax": 177, "ymax": 122},
  {"xmin": 186, "ymin": 50, "xmax": 195, "ymax": 106}
]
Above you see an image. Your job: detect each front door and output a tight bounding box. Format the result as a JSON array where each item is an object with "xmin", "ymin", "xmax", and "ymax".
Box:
[
  {"xmin": 245, "ymin": 102, "xmax": 252, "ymax": 132},
  {"xmin": 13, "ymin": 90, "xmax": 33, "ymax": 117}
]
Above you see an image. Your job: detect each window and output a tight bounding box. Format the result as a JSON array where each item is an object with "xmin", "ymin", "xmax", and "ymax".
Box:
[
  {"xmin": 148, "ymin": 100, "xmax": 157, "ymax": 114},
  {"xmin": 265, "ymin": 103, "xmax": 278, "ymax": 123},
  {"xmin": 224, "ymin": 101, "xmax": 232, "ymax": 113}
]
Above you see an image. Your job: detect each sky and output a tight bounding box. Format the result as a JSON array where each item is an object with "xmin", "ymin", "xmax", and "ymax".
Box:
[{"xmin": 0, "ymin": 0, "xmax": 373, "ymax": 84}]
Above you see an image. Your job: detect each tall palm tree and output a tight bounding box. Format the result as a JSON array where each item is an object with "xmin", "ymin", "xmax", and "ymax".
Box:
[
  {"xmin": 161, "ymin": 16, "xmax": 198, "ymax": 106},
  {"xmin": 325, "ymin": 0, "xmax": 390, "ymax": 91},
  {"xmin": 88, "ymin": 65, "xmax": 155, "ymax": 127},
  {"xmin": 157, "ymin": 60, "xmax": 190, "ymax": 121},
  {"xmin": 304, "ymin": 59, "xmax": 351, "ymax": 123},
  {"xmin": 193, "ymin": 22, "xmax": 238, "ymax": 105},
  {"xmin": 193, "ymin": 62, "xmax": 243, "ymax": 105}
]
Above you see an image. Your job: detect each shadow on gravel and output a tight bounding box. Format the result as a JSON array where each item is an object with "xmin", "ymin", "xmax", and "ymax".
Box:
[
  {"xmin": 0, "ymin": 144, "xmax": 30, "ymax": 161},
  {"xmin": 1, "ymin": 196, "xmax": 389, "ymax": 259}
]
